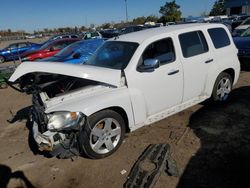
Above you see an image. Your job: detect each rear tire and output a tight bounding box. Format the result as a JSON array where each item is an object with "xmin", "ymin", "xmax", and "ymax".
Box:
[
  {"xmin": 0, "ymin": 82, "xmax": 8, "ymax": 89},
  {"xmin": 0, "ymin": 56, "xmax": 5, "ymax": 64},
  {"xmin": 79, "ymin": 110, "xmax": 125, "ymax": 159},
  {"xmin": 212, "ymin": 72, "xmax": 232, "ymax": 102}
]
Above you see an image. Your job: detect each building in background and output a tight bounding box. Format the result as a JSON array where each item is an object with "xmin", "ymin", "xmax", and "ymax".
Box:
[{"xmin": 225, "ymin": 0, "xmax": 250, "ymax": 15}]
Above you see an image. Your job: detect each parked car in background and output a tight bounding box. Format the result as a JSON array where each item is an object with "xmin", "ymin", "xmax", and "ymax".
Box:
[
  {"xmin": 0, "ymin": 42, "xmax": 42, "ymax": 63},
  {"xmin": 231, "ymin": 15, "xmax": 250, "ymax": 31},
  {"xmin": 21, "ymin": 38, "xmax": 80, "ymax": 61},
  {"xmin": 82, "ymin": 31, "xmax": 102, "ymax": 40},
  {"xmin": 41, "ymin": 38, "xmax": 105, "ymax": 64},
  {"xmin": 99, "ymin": 29, "xmax": 119, "ymax": 38},
  {"xmin": 233, "ymin": 17, "xmax": 250, "ymax": 36},
  {"xmin": 9, "ymin": 23, "xmax": 240, "ymax": 159},
  {"xmin": 47, "ymin": 34, "xmax": 80, "ymax": 43},
  {"xmin": 120, "ymin": 25, "xmax": 145, "ymax": 35},
  {"xmin": 233, "ymin": 27, "xmax": 250, "ymax": 68}
]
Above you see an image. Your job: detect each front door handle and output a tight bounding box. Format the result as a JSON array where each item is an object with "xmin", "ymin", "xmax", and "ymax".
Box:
[
  {"xmin": 168, "ymin": 69, "xmax": 179, "ymax": 75},
  {"xmin": 205, "ymin": 59, "xmax": 213, "ymax": 64}
]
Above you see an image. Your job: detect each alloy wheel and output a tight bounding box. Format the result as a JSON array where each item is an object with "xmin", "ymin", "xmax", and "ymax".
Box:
[
  {"xmin": 90, "ymin": 118, "xmax": 121, "ymax": 154},
  {"xmin": 216, "ymin": 77, "xmax": 232, "ymax": 101}
]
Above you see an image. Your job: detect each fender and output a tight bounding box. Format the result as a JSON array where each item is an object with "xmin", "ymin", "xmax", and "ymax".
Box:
[{"xmin": 44, "ymin": 87, "xmax": 136, "ymax": 130}]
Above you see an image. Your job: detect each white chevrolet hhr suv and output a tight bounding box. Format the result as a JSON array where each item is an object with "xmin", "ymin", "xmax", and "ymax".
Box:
[{"xmin": 9, "ymin": 23, "xmax": 240, "ymax": 159}]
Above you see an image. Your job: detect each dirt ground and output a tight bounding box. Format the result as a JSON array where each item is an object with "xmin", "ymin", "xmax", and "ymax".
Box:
[{"xmin": 0, "ymin": 40, "xmax": 250, "ymax": 188}]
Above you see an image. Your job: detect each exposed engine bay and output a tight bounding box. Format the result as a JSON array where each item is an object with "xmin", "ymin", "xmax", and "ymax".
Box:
[{"xmin": 18, "ymin": 72, "xmax": 101, "ymax": 97}]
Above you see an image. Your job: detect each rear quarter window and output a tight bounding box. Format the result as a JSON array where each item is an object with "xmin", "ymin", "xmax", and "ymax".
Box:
[
  {"xmin": 179, "ymin": 31, "xmax": 208, "ymax": 58},
  {"xmin": 208, "ymin": 28, "xmax": 230, "ymax": 49}
]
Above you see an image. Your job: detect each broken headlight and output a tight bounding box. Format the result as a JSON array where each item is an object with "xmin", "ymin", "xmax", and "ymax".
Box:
[{"xmin": 47, "ymin": 111, "xmax": 85, "ymax": 131}]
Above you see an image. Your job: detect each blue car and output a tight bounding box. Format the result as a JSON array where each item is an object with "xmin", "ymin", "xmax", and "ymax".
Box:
[
  {"xmin": 233, "ymin": 27, "xmax": 250, "ymax": 68},
  {"xmin": 41, "ymin": 38, "xmax": 105, "ymax": 64},
  {"xmin": 0, "ymin": 42, "xmax": 42, "ymax": 63}
]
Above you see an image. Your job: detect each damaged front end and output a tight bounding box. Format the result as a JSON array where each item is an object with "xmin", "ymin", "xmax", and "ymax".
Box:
[
  {"xmin": 31, "ymin": 93, "xmax": 86, "ymax": 158},
  {"xmin": 8, "ymin": 62, "xmax": 122, "ymax": 158},
  {"xmin": 28, "ymin": 77, "xmax": 88, "ymax": 158},
  {"xmin": 8, "ymin": 73, "xmax": 94, "ymax": 158}
]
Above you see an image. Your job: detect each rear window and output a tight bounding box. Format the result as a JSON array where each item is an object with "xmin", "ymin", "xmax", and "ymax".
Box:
[
  {"xmin": 208, "ymin": 28, "xmax": 230, "ymax": 49},
  {"xmin": 179, "ymin": 31, "xmax": 208, "ymax": 58}
]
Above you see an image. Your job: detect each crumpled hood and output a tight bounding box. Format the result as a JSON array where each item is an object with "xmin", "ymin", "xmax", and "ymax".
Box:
[
  {"xmin": 233, "ymin": 37, "xmax": 250, "ymax": 49},
  {"xmin": 9, "ymin": 61, "xmax": 122, "ymax": 87}
]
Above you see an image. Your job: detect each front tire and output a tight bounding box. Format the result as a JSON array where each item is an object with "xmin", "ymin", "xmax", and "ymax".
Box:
[
  {"xmin": 212, "ymin": 72, "xmax": 232, "ymax": 102},
  {"xmin": 79, "ymin": 110, "xmax": 125, "ymax": 159}
]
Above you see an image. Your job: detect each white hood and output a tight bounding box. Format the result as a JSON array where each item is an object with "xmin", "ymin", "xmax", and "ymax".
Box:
[{"xmin": 9, "ymin": 61, "xmax": 122, "ymax": 87}]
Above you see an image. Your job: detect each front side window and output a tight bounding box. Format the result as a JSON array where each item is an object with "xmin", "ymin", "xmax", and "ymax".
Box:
[
  {"xmin": 141, "ymin": 38, "xmax": 175, "ymax": 65},
  {"xmin": 208, "ymin": 28, "xmax": 231, "ymax": 49},
  {"xmin": 179, "ymin": 31, "xmax": 208, "ymax": 58},
  {"xmin": 18, "ymin": 43, "xmax": 27, "ymax": 48},
  {"xmin": 85, "ymin": 41, "xmax": 139, "ymax": 70}
]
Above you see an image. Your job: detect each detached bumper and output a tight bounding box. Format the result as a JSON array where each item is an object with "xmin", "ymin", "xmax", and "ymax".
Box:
[
  {"xmin": 32, "ymin": 120, "xmax": 66, "ymax": 152},
  {"xmin": 31, "ymin": 119, "xmax": 81, "ymax": 158}
]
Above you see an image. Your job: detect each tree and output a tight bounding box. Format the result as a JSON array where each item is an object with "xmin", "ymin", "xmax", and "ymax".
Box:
[
  {"xmin": 209, "ymin": 0, "xmax": 226, "ymax": 16},
  {"xmin": 146, "ymin": 15, "xmax": 159, "ymax": 23},
  {"xmin": 159, "ymin": 0, "xmax": 182, "ymax": 23},
  {"xmin": 132, "ymin": 16, "xmax": 146, "ymax": 25},
  {"xmin": 101, "ymin": 23, "xmax": 112, "ymax": 29}
]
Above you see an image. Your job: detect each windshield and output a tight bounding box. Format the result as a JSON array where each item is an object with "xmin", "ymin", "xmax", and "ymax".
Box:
[
  {"xmin": 241, "ymin": 18, "xmax": 250, "ymax": 25},
  {"xmin": 240, "ymin": 27, "xmax": 250, "ymax": 37},
  {"xmin": 85, "ymin": 41, "xmax": 139, "ymax": 70},
  {"xmin": 39, "ymin": 41, "xmax": 53, "ymax": 50},
  {"xmin": 55, "ymin": 39, "xmax": 104, "ymax": 58},
  {"xmin": 55, "ymin": 42, "xmax": 82, "ymax": 57}
]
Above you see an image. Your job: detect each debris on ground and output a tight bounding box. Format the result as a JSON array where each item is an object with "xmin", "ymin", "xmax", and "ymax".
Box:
[
  {"xmin": 120, "ymin": 169, "xmax": 127, "ymax": 175},
  {"xmin": 124, "ymin": 143, "xmax": 179, "ymax": 188}
]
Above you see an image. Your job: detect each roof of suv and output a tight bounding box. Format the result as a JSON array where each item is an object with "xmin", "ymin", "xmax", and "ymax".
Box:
[{"xmin": 111, "ymin": 23, "xmax": 226, "ymax": 44}]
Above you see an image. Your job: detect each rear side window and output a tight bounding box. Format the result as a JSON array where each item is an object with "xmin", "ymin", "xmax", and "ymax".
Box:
[
  {"xmin": 179, "ymin": 31, "xmax": 208, "ymax": 58},
  {"xmin": 208, "ymin": 28, "xmax": 230, "ymax": 49}
]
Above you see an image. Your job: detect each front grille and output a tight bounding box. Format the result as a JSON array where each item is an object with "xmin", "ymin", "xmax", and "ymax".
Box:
[{"xmin": 32, "ymin": 93, "xmax": 47, "ymax": 133}]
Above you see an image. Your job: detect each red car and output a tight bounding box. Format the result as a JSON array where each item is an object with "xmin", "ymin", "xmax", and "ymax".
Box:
[{"xmin": 21, "ymin": 38, "xmax": 80, "ymax": 61}]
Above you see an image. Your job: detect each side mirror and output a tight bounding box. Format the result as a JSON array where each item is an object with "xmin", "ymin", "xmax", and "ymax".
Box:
[
  {"xmin": 137, "ymin": 59, "xmax": 160, "ymax": 72},
  {"xmin": 73, "ymin": 52, "xmax": 81, "ymax": 59}
]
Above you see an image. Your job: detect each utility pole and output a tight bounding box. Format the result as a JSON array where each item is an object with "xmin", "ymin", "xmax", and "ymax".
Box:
[{"xmin": 125, "ymin": 0, "xmax": 128, "ymax": 22}]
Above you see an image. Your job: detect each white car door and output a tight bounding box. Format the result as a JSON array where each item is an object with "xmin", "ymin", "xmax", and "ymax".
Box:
[
  {"xmin": 177, "ymin": 30, "xmax": 214, "ymax": 102},
  {"xmin": 127, "ymin": 37, "xmax": 183, "ymax": 117}
]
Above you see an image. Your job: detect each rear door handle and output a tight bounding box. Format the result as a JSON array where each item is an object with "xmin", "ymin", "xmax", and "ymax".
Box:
[
  {"xmin": 205, "ymin": 59, "xmax": 213, "ymax": 64},
  {"xmin": 168, "ymin": 69, "xmax": 179, "ymax": 75}
]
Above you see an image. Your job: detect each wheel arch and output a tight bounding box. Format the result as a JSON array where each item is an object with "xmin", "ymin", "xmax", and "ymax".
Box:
[
  {"xmin": 222, "ymin": 68, "xmax": 235, "ymax": 84},
  {"xmin": 205, "ymin": 67, "xmax": 236, "ymax": 97},
  {"xmin": 89, "ymin": 106, "xmax": 131, "ymax": 133}
]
